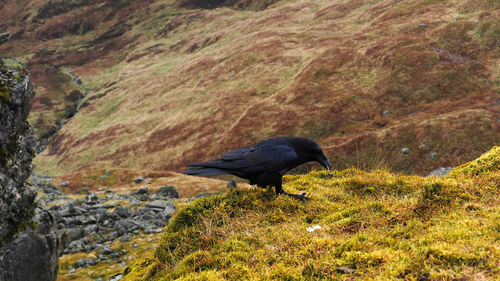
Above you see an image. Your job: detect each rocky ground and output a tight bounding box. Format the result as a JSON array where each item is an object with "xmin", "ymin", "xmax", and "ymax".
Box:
[{"xmin": 30, "ymin": 173, "xmax": 219, "ymax": 280}]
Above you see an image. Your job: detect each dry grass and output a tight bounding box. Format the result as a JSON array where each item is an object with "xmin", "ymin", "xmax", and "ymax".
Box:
[{"xmin": 0, "ymin": 0, "xmax": 498, "ymax": 177}]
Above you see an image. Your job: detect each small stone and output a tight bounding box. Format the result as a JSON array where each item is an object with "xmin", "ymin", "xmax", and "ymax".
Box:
[
  {"xmin": 114, "ymin": 207, "xmax": 132, "ymax": 218},
  {"xmin": 153, "ymin": 185, "xmax": 179, "ymax": 199},
  {"xmin": 227, "ymin": 179, "xmax": 237, "ymax": 189},
  {"xmin": 76, "ymin": 187, "xmax": 89, "ymax": 194},
  {"xmin": 306, "ymin": 225, "xmax": 322, "ymax": 232},
  {"xmin": 418, "ymin": 23, "xmax": 426, "ymax": 28},
  {"xmin": 101, "ymin": 245, "xmax": 113, "ymax": 255},
  {"xmin": 429, "ymin": 152, "xmax": 437, "ymax": 160},
  {"xmin": 194, "ymin": 192, "xmax": 212, "ymax": 199},
  {"xmin": 382, "ymin": 110, "xmax": 389, "ymax": 115},
  {"xmin": 108, "ymin": 274, "xmax": 123, "ymax": 281},
  {"xmin": 60, "ymin": 181, "xmax": 70, "ymax": 187},
  {"xmin": 68, "ymin": 267, "xmax": 76, "ymax": 274},
  {"xmin": 337, "ymin": 266, "xmax": 354, "ymax": 274},
  {"xmin": 147, "ymin": 238, "xmax": 153, "ymax": 243},
  {"xmin": 132, "ymin": 243, "xmax": 138, "ymax": 248},
  {"xmin": 120, "ymin": 235, "xmax": 131, "ymax": 242},
  {"xmin": 85, "ymin": 192, "xmax": 99, "ymax": 205},
  {"xmin": 401, "ymin": 147, "xmax": 410, "ymax": 154},
  {"xmin": 130, "ymin": 187, "xmax": 149, "ymax": 201},
  {"xmin": 146, "ymin": 200, "xmax": 172, "ymax": 210},
  {"xmin": 427, "ymin": 167, "xmax": 454, "ymax": 178},
  {"xmin": 134, "ymin": 176, "xmax": 143, "ymax": 183}
]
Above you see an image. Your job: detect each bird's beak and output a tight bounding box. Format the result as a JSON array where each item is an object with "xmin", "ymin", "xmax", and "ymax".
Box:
[{"xmin": 318, "ymin": 154, "xmax": 332, "ymax": 171}]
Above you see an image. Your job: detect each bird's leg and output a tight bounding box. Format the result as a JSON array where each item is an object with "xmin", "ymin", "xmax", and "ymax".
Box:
[
  {"xmin": 272, "ymin": 178, "xmax": 309, "ymax": 201},
  {"xmin": 257, "ymin": 173, "xmax": 310, "ymax": 201}
]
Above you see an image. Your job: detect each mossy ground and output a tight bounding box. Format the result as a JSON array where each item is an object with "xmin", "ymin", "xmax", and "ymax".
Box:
[{"xmin": 120, "ymin": 146, "xmax": 499, "ymax": 280}]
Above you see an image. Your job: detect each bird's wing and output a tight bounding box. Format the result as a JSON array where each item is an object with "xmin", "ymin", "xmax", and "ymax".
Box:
[{"xmin": 219, "ymin": 144, "xmax": 298, "ymax": 174}]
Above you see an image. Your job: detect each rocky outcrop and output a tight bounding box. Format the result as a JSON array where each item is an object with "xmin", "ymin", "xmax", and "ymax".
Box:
[{"xmin": 0, "ymin": 60, "xmax": 59, "ymax": 281}]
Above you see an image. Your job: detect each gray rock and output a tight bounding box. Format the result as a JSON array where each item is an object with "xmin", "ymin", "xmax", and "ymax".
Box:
[
  {"xmin": 128, "ymin": 198, "xmax": 141, "ymax": 206},
  {"xmin": 120, "ymin": 235, "xmax": 131, "ymax": 242},
  {"xmin": 116, "ymin": 219, "xmax": 138, "ymax": 233},
  {"xmin": 162, "ymin": 204, "xmax": 177, "ymax": 219},
  {"xmin": 41, "ymin": 183, "xmax": 62, "ymax": 195},
  {"xmin": 97, "ymin": 212, "xmax": 117, "ymax": 223},
  {"xmin": 64, "ymin": 216, "xmax": 85, "ymax": 227},
  {"xmin": 401, "ymin": 147, "xmax": 410, "ymax": 155},
  {"xmin": 427, "ymin": 167, "xmax": 454, "ymax": 177},
  {"xmin": 108, "ymin": 232, "xmax": 119, "ymax": 241},
  {"xmin": 68, "ymin": 267, "xmax": 76, "ymax": 274},
  {"xmin": 66, "ymin": 228, "xmax": 85, "ymax": 242},
  {"xmin": 85, "ymin": 192, "xmax": 99, "ymax": 205},
  {"xmin": 146, "ymin": 200, "xmax": 173, "ymax": 210},
  {"xmin": 0, "ymin": 61, "xmax": 59, "ymax": 281},
  {"xmin": 152, "ymin": 185, "xmax": 179, "ymax": 199},
  {"xmin": 76, "ymin": 257, "xmax": 96, "ymax": 268},
  {"xmin": 130, "ymin": 187, "xmax": 148, "ymax": 201},
  {"xmin": 134, "ymin": 176, "xmax": 143, "ymax": 183},
  {"xmin": 101, "ymin": 245, "xmax": 113, "ymax": 255},
  {"xmin": 60, "ymin": 181, "xmax": 70, "ymax": 187},
  {"xmin": 0, "ymin": 207, "xmax": 60, "ymax": 281},
  {"xmin": 382, "ymin": 110, "xmax": 389, "ymax": 115},
  {"xmin": 84, "ymin": 225, "xmax": 98, "ymax": 235},
  {"xmin": 83, "ymin": 215, "xmax": 96, "ymax": 225},
  {"xmin": 114, "ymin": 207, "xmax": 132, "ymax": 218},
  {"xmin": 57, "ymin": 203, "xmax": 86, "ymax": 217},
  {"xmin": 144, "ymin": 227, "xmax": 163, "ymax": 234}
]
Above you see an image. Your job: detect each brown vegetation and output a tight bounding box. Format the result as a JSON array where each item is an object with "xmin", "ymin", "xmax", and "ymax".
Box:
[{"xmin": 0, "ymin": 0, "xmax": 498, "ymax": 178}]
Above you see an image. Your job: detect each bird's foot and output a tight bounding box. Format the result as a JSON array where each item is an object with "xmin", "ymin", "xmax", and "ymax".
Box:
[{"xmin": 281, "ymin": 191, "xmax": 310, "ymax": 201}]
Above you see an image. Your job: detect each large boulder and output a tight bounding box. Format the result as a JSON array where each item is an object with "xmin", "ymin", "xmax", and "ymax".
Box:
[{"xmin": 0, "ymin": 60, "xmax": 59, "ymax": 281}]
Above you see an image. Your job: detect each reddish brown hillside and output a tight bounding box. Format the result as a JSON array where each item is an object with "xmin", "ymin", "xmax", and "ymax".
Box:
[{"xmin": 0, "ymin": 0, "xmax": 498, "ymax": 176}]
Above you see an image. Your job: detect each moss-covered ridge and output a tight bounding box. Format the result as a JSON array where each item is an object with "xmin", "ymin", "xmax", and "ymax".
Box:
[{"xmin": 121, "ymin": 146, "xmax": 500, "ymax": 280}]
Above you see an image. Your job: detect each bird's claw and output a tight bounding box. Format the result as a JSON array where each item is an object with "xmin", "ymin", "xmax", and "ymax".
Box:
[{"xmin": 282, "ymin": 191, "xmax": 310, "ymax": 201}]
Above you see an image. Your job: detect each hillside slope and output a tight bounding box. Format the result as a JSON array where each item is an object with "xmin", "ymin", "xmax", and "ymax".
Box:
[
  {"xmin": 0, "ymin": 0, "xmax": 498, "ymax": 175},
  {"xmin": 119, "ymin": 146, "xmax": 499, "ymax": 280}
]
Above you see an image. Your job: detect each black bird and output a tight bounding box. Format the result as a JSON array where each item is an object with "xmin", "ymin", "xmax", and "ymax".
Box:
[{"xmin": 183, "ymin": 137, "xmax": 332, "ymax": 200}]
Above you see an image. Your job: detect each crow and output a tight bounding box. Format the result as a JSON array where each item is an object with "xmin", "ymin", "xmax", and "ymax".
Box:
[{"xmin": 183, "ymin": 137, "xmax": 332, "ymax": 200}]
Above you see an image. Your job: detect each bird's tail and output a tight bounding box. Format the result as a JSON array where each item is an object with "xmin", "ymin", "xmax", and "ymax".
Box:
[
  {"xmin": 182, "ymin": 160, "xmax": 233, "ymax": 176},
  {"xmin": 182, "ymin": 166, "xmax": 229, "ymax": 176}
]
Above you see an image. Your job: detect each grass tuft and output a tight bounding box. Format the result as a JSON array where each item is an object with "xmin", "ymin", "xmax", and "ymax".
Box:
[{"xmin": 120, "ymin": 147, "xmax": 500, "ymax": 280}]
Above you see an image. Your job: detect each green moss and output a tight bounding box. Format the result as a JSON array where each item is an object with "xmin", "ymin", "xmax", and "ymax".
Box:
[
  {"xmin": 0, "ymin": 84, "xmax": 10, "ymax": 106},
  {"xmin": 447, "ymin": 146, "xmax": 499, "ymax": 179},
  {"xmin": 115, "ymin": 148, "xmax": 500, "ymax": 280}
]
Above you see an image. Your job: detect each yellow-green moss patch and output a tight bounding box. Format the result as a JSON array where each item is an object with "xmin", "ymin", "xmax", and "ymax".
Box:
[{"xmin": 119, "ymin": 147, "xmax": 499, "ymax": 281}]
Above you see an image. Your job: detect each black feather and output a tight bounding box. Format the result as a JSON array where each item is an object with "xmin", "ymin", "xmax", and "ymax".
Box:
[{"xmin": 182, "ymin": 137, "xmax": 332, "ymax": 200}]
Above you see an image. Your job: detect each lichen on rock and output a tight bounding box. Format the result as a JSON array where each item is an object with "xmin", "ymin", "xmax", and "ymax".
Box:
[{"xmin": 0, "ymin": 60, "xmax": 59, "ymax": 281}]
